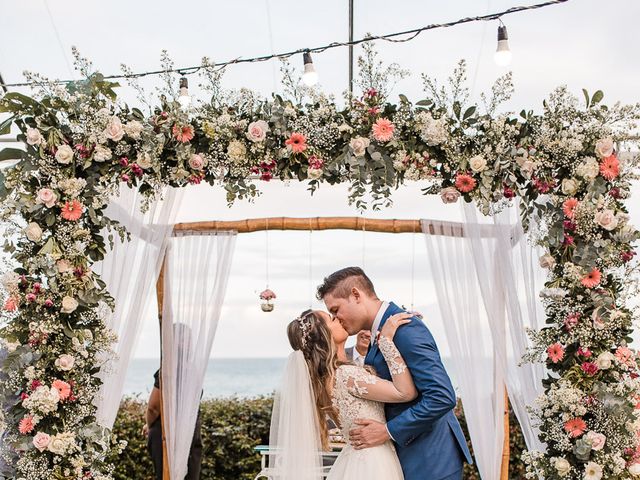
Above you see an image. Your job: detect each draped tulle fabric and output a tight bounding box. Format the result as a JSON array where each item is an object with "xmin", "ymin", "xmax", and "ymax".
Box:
[
  {"xmin": 161, "ymin": 232, "xmax": 236, "ymax": 480},
  {"xmin": 93, "ymin": 185, "xmax": 182, "ymax": 428}
]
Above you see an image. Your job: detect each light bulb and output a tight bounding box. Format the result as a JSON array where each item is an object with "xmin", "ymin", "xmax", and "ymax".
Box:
[
  {"xmin": 302, "ymin": 52, "xmax": 318, "ymax": 86},
  {"xmin": 177, "ymin": 77, "xmax": 191, "ymax": 108},
  {"xmin": 494, "ymin": 25, "xmax": 512, "ymax": 67}
]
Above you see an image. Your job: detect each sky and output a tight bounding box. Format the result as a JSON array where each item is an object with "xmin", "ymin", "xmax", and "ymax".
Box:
[{"xmin": 0, "ymin": 0, "xmax": 639, "ymax": 359}]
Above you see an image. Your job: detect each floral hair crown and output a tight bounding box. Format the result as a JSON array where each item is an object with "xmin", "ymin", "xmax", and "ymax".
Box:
[{"xmin": 296, "ymin": 311, "xmax": 313, "ymax": 348}]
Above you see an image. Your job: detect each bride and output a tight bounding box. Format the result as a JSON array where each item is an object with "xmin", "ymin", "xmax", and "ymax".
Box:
[{"xmin": 269, "ymin": 308, "xmax": 415, "ymax": 479}]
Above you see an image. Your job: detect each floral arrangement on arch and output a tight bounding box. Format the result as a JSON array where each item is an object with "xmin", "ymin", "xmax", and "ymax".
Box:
[{"xmin": 0, "ymin": 43, "xmax": 639, "ymax": 479}]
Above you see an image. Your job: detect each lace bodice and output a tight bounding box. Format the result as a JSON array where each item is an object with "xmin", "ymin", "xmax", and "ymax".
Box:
[
  {"xmin": 331, "ymin": 336, "xmax": 413, "ymax": 442},
  {"xmin": 332, "ymin": 365, "xmax": 387, "ymax": 442}
]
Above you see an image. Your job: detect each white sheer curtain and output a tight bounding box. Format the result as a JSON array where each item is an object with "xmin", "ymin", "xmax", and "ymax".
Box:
[
  {"xmin": 93, "ymin": 185, "xmax": 183, "ymax": 428},
  {"xmin": 161, "ymin": 232, "xmax": 236, "ymax": 480},
  {"xmin": 463, "ymin": 202, "xmax": 546, "ymax": 452},
  {"xmin": 422, "ymin": 219, "xmax": 505, "ymax": 480}
]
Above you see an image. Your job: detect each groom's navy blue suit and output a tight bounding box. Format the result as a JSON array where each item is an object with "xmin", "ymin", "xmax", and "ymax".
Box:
[{"xmin": 365, "ymin": 302, "xmax": 472, "ymax": 480}]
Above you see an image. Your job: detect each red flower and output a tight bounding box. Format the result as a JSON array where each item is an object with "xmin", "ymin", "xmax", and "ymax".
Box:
[
  {"xmin": 285, "ymin": 132, "xmax": 308, "ymax": 154},
  {"xmin": 503, "ymin": 186, "xmax": 516, "ymax": 199},
  {"xmin": 61, "ymin": 200, "xmax": 83, "ymax": 221},
  {"xmin": 600, "ymin": 154, "xmax": 620, "ymax": 180},
  {"xmin": 455, "ymin": 174, "xmax": 477, "ymax": 193},
  {"xmin": 172, "ymin": 124, "xmax": 195, "ymax": 143},
  {"xmin": 581, "ymin": 362, "xmax": 599, "ymax": 376},
  {"xmin": 564, "ymin": 417, "xmax": 586, "ymax": 437},
  {"xmin": 581, "ymin": 268, "xmax": 601, "ymax": 288}
]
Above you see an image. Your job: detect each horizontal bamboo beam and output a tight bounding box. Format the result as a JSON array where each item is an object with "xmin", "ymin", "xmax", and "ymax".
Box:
[{"xmin": 173, "ymin": 217, "xmax": 426, "ymax": 234}]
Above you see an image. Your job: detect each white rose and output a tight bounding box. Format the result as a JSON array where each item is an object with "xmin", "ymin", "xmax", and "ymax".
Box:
[
  {"xmin": 55, "ymin": 354, "xmax": 75, "ymax": 371},
  {"xmin": 440, "ymin": 187, "xmax": 460, "ymax": 204},
  {"xmin": 561, "ymin": 178, "xmax": 579, "ymax": 196},
  {"xmin": 585, "ymin": 431, "xmax": 606, "ymax": 451},
  {"xmin": 307, "ymin": 167, "xmax": 323, "ymax": 180},
  {"xmin": 26, "ymin": 128, "xmax": 43, "ymax": 146},
  {"xmin": 520, "ymin": 160, "xmax": 536, "ymax": 177},
  {"xmin": 576, "ymin": 157, "xmax": 600, "ymax": 180},
  {"xmin": 227, "ymin": 140, "xmax": 247, "ymax": 162},
  {"xmin": 36, "ymin": 188, "xmax": 57, "ymax": 208},
  {"xmin": 629, "ymin": 463, "xmax": 640, "ymax": 476},
  {"xmin": 349, "ymin": 137, "xmax": 370, "ymax": 157},
  {"xmin": 595, "ymin": 137, "xmax": 614, "ymax": 158},
  {"xmin": 595, "ymin": 352, "xmax": 615, "ymax": 370},
  {"xmin": 246, "ymin": 120, "xmax": 269, "ymax": 142},
  {"xmin": 33, "ymin": 432, "xmax": 51, "ymax": 452},
  {"xmin": 468, "ymin": 155, "xmax": 487, "ymax": 173},
  {"xmin": 595, "ymin": 209, "xmax": 618, "ymax": 231},
  {"xmin": 47, "ymin": 435, "xmax": 67, "ymax": 455},
  {"xmin": 553, "ymin": 457, "xmax": 571, "ymax": 476},
  {"xmin": 55, "ymin": 144, "xmax": 74, "ymax": 165},
  {"xmin": 188, "ymin": 154, "xmax": 206, "ymax": 171},
  {"xmin": 61, "ymin": 296, "xmax": 78, "ymax": 314},
  {"xmin": 137, "ymin": 152, "xmax": 152, "ymax": 169},
  {"xmin": 103, "ymin": 116, "xmax": 125, "ymax": 142},
  {"xmin": 124, "ymin": 120, "xmax": 144, "ymax": 139},
  {"xmin": 93, "ymin": 145, "xmax": 112, "ymax": 162},
  {"xmin": 539, "ymin": 253, "xmax": 556, "ymax": 269},
  {"xmin": 25, "ymin": 222, "xmax": 43, "ymax": 242}
]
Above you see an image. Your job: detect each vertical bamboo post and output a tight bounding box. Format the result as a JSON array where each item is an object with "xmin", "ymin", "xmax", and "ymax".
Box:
[
  {"xmin": 156, "ymin": 257, "xmax": 170, "ymax": 480},
  {"xmin": 500, "ymin": 386, "xmax": 510, "ymax": 480}
]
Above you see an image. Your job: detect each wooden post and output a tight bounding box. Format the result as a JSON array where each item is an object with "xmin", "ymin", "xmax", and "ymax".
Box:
[
  {"xmin": 500, "ymin": 386, "xmax": 510, "ymax": 480},
  {"xmin": 156, "ymin": 258, "xmax": 170, "ymax": 480}
]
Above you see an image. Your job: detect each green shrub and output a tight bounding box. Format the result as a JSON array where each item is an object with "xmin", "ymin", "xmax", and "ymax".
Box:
[{"xmin": 110, "ymin": 396, "xmax": 526, "ymax": 479}]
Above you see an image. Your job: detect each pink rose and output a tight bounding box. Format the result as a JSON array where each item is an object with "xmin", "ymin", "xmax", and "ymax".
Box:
[
  {"xmin": 246, "ymin": 120, "xmax": 269, "ymax": 142},
  {"xmin": 440, "ymin": 187, "xmax": 460, "ymax": 204},
  {"xmin": 594, "ymin": 137, "xmax": 614, "ymax": 158},
  {"xmin": 26, "ymin": 128, "xmax": 43, "ymax": 146},
  {"xmin": 104, "ymin": 116, "xmax": 125, "ymax": 142},
  {"xmin": 36, "ymin": 188, "xmax": 58, "ymax": 208},
  {"xmin": 33, "ymin": 432, "xmax": 51, "ymax": 452},
  {"xmin": 585, "ymin": 431, "xmax": 606, "ymax": 451},
  {"xmin": 188, "ymin": 154, "xmax": 206, "ymax": 171}
]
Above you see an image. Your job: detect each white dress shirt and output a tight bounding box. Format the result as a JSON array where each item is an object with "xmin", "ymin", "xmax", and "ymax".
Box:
[
  {"xmin": 352, "ymin": 348, "xmax": 366, "ymax": 367},
  {"xmin": 370, "ymin": 301, "xmax": 389, "ymax": 346}
]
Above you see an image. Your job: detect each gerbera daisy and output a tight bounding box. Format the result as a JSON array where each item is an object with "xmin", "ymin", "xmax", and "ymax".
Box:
[
  {"xmin": 372, "ymin": 118, "xmax": 395, "ymax": 142},
  {"xmin": 547, "ymin": 343, "xmax": 565, "ymax": 363},
  {"xmin": 172, "ymin": 124, "xmax": 195, "ymax": 143},
  {"xmin": 52, "ymin": 379, "xmax": 71, "ymax": 400},
  {"xmin": 599, "ymin": 154, "xmax": 620, "ymax": 180},
  {"xmin": 564, "ymin": 417, "xmax": 586, "ymax": 437},
  {"xmin": 581, "ymin": 268, "xmax": 601, "ymax": 288},
  {"xmin": 18, "ymin": 415, "xmax": 34, "ymax": 434},
  {"xmin": 455, "ymin": 173, "xmax": 477, "ymax": 193},
  {"xmin": 285, "ymin": 132, "xmax": 307, "ymax": 154},
  {"xmin": 562, "ymin": 198, "xmax": 579, "ymax": 219},
  {"xmin": 61, "ymin": 200, "xmax": 83, "ymax": 221}
]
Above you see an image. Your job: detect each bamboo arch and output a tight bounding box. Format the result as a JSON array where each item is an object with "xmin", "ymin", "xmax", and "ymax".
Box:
[{"xmin": 156, "ymin": 216, "xmax": 511, "ymax": 480}]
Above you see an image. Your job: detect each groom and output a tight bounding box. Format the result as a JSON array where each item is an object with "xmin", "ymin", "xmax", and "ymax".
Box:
[{"xmin": 318, "ymin": 267, "xmax": 472, "ymax": 480}]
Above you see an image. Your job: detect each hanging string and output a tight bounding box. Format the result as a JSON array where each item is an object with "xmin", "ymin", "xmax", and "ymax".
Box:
[
  {"xmin": 410, "ymin": 222, "xmax": 416, "ymax": 311},
  {"xmin": 0, "ymin": 0, "xmax": 570, "ymax": 88},
  {"xmin": 308, "ymin": 218, "xmax": 313, "ymax": 308},
  {"xmin": 265, "ymin": 218, "xmax": 270, "ymax": 288},
  {"xmin": 361, "ymin": 217, "xmax": 366, "ymax": 269}
]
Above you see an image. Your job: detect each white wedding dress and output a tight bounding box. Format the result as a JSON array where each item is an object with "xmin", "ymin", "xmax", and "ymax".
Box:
[{"xmin": 327, "ymin": 336, "xmax": 409, "ymax": 480}]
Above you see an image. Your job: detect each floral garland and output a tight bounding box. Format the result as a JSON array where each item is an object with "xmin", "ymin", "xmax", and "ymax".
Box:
[{"xmin": 0, "ymin": 47, "xmax": 639, "ymax": 479}]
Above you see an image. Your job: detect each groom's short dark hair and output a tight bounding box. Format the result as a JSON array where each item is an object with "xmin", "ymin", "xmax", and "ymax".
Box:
[{"xmin": 316, "ymin": 267, "xmax": 377, "ymax": 300}]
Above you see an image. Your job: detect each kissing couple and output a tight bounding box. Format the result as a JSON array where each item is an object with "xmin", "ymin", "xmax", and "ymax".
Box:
[{"xmin": 269, "ymin": 267, "xmax": 472, "ymax": 480}]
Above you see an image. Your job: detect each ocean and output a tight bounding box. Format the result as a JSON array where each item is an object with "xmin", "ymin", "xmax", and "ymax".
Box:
[{"xmin": 123, "ymin": 358, "xmax": 287, "ymax": 398}]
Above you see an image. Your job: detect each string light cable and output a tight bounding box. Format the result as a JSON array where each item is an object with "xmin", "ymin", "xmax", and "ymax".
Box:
[{"xmin": 0, "ymin": 0, "xmax": 569, "ymax": 89}]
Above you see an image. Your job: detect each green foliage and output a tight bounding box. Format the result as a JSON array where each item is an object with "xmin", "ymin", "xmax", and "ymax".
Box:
[{"xmin": 111, "ymin": 396, "xmax": 527, "ymax": 480}]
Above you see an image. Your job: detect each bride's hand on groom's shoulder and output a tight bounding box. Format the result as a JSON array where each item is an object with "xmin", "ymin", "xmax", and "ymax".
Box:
[{"xmin": 380, "ymin": 312, "xmax": 413, "ymax": 340}]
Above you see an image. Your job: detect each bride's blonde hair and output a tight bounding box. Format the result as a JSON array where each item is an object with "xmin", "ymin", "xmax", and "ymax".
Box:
[{"xmin": 287, "ymin": 309, "xmax": 341, "ymax": 450}]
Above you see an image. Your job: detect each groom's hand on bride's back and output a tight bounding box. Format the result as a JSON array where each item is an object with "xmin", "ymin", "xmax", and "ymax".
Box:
[{"xmin": 349, "ymin": 419, "xmax": 390, "ymax": 450}]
